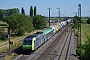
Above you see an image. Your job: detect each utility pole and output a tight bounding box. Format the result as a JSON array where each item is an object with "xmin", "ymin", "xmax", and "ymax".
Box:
[
  {"xmin": 77, "ymin": 5, "xmax": 79, "ymax": 47},
  {"xmin": 57, "ymin": 6, "xmax": 60, "ymax": 22},
  {"xmin": 78, "ymin": 4, "xmax": 81, "ymax": 60},
  {"xmin": 48, "ymin": 8, "xmax": 51, "ymax": 27},
  {"xmin": 80, "ymin": 4, "xmax": 81, "ymax": 60},
  {"xmin": 76, "ymin": 12, "xmax": 77, "ymax": 16}
]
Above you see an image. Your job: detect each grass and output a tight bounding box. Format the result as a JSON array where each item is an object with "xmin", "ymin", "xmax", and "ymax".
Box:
[
  {"xmin": 3, "ymin": 53, "xmax": 18, "ymax": 60},
  {"xmin": 0, "ymin": 34, "xmax": 27, "ymax": 48},
  {"xmin": 0, "ymin": 21, "xmax": 7, "ymax": 25},
  {"xmin": 82, "ymin": 18, "xmax": 88, "ymax": 24},
  {"xmin": 0, "ymin": 31, "xmax": 37, "ymax": 47},
  {"xmin": 11, "ymin": 40, "xmax": 22, "ymax": 50},
  {"xmin": 0, "ymin": 21, "xmax": 8, "ymax": 26},
  {"xmin": 81, "ymin": 24, "xmax": 90, "ymax": 43},
  {"xmin": 0, "ymin": 46, "xmax": 8, "ymax": 53},
  {"xmin": 0, "ymin": 35, "xmax": 25, "ymax": 53}
]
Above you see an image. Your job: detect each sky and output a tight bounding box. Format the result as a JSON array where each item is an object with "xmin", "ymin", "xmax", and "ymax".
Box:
[{"xmin": 0, "ymin": 0, "xmax": 90, "ymax": 17}]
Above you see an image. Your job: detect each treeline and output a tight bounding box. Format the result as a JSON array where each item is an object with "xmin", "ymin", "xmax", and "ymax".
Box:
[
  {"xmin": 0, "ymin": 6, "xmax": 47, "ymax": 40},
  {"xmin": 72, "ymin": 16, "xmax": 79, "ymax": 29},
  {"xmin": 0, "ymin": 6, "xmax": 37, "ymax": 19},
  {"xmin": 72, "ymin": 16, "xmax": 90, "ymax": 60}
]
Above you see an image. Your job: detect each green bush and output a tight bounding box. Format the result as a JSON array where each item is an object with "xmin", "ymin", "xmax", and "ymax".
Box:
[
  {"xmin": 16, "ymin": 29, "xmax": 24, "ymax": 36},
  {"xmin": 76, "ymin": 43, "xmax": 85, "ymax": 59},
  {"xmin": 0, "ymin": 27, "xmax": 7, "ymax": 40},
  {"xmin": 72, "ymin": 16, "xmax": 79, "ymax": 29},
  {"xmin": 71, "ymin": 23, "xmax": 77, "ymax": 28},
  {"xmin": 33, "ymin": 15, "xmax": 47, "ymax": 29},
  {"xmin": 77, "ymin": 37, "xmax": 90, "ymax": 60},
  {"xmin": 0, "ymin": 32, "xmax": 7, "ymax": 40},
  {"xmin": 83, "ymin": 37, "xmax": 90, "ymax": 60}
]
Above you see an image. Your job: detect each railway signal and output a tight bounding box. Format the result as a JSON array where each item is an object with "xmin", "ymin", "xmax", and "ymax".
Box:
[{"xmin": 8, "ymin": 27, "xmax": 12, "ymax": 55}]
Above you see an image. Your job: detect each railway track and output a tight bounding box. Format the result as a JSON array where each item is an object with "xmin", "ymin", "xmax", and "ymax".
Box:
[
  {"xmin": 33, "ymin": 24, "xmax": 70, "ymax": 60},
  {"xmin": 58, "ymin": 26, "xmax": 72, "ymax": 60},
  {"xmin": 36, "ymin": 25, "xmax": 70, "ymax": 60},
  {"xmin": 16, "ymin": 55, "xmax": 29, "ymax": 60}
]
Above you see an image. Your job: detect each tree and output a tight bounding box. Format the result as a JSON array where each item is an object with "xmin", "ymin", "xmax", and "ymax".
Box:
[
  {"xmin": 30, "ymin": 6, "xmax": 33, "ymax": 17},
  {"xmin": 0, "ymin": 9, "xmax": 4, "ymax": 20},
  {"xmin": 87, "ymin": 18, "xmax": 90, "ymax": 24},
  {"xmin": 33, "ymin": 15, "xmax": 47, "ymax": 29},
  {"xmin": 3, "ymin": 14, "xmax": 35, "ymax": 36},
  {"xmin": 5, "ymin": 8, "xmax": 20, "ymax": 16},
  {"xmin": 21, "ymin": 7, "xmax": 25, "ymax": 14},
  {"xmin": 0, "ymin": 27, "xmax": 7, "ymax": 40},
  {"xmin": 34, "ymin": 6, "xmax": 36, "ymax": 16},
  {"xmin": 72, "ymin": 16, "xmax": 79, "ymax": 29}
]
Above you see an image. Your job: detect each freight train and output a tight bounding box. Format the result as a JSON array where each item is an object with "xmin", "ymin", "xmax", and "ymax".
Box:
[{"xmin": 22, "ymin": 19, "xmax": 72, "ymax": 51}]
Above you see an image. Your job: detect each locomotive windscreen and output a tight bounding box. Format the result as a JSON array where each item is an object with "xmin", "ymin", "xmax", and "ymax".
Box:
[{"xmin": 23, "ymin": 39, "xmax": 32, "ymax": 45}]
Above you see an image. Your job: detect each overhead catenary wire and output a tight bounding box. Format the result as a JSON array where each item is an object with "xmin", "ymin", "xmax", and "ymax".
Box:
[
  {"xmin": 61, "ymin": 5, "xmax": 78, "ymax": 17},
  {"xmin": 46, "ymin": 5, "xmax": 81, "ymax": 17},
  {"xmin": 51, "ymin": 6, "xmax": 77, "ymax": 16},
  {"xmin": 61, "ymin": 5, "xmax": 77, "ymax": 13}
]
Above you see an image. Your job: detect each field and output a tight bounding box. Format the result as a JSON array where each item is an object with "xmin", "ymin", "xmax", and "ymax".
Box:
[
  {"xmin": 81, "ymin": 18, "xmax": 90, "ymax": 43},
  {"xmin": 81, "ymin": 24, "xmax": 90, "ymax": 43},
  {"xmin": 0, "ymin": 34, "xmax": 28, "ymax": 53},
  {"xmin": 46, "ymin": 18, "xmax": 65, "ymax": 21},
  {"xmin": 82, "ymin": 18, "xmax": 88, "ymax": 24}
]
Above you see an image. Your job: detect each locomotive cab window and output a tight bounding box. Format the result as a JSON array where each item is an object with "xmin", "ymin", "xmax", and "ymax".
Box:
[
  {"xmin": 23, "ymin": 40, "xmax": 27, "ymax": 45},
  {"xmin": 28, "ymin": 40, "xmax": 32, "ymax": 45},
  {"xmin": 23, "ymin": 39, "xmax": 32, "ymax": 45}
]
